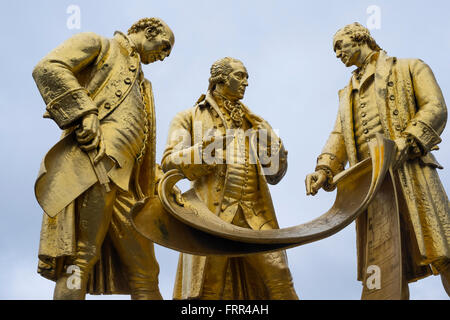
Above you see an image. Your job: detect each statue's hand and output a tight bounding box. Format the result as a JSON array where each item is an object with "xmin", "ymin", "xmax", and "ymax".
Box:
[
  {"xmin": 393, "ymin": 137, "xmax": 410, "ymax": 169},
  {"xmin": 305, "ymin": 170, "xmax": 327, "ymax": 196},
  {"xmin": 172, "ymin": 185, "xmax": 184, "ymax": 206},
  {"xmin": 76, "ymin": 112, "xmax": 105, "ymax": 164},
  {"xmin": 202, "ymin": 134, "xmax": 234, "ymax": 165},
  {"xmin": 254, "ymin": 120, "xmax": 274, "ymax": 142},
  {"xmin": 202, "ymin": 134, "xmax": 233, "ymax": 150}
]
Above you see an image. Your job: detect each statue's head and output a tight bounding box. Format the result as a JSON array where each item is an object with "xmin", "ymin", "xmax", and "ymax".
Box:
[
  {"xmin": 333, "ymin": 22, "xmax": 381, "ymax": 67},
  {"xmin": 209, "ymin": 57, "xmax": 248, "ymax": 102},
  {"xmin": 127, "ymin": 17, "xmax": 174, "ymax": 64}
]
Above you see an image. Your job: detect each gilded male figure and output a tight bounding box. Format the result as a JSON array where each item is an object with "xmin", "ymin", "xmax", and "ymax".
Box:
[
  {"xmin": 33, "ymin": 18, "xmax": 174, "ymax": 299},
  {"xmin": 306, "ymin": 23, "xmax": 449, "ymax": 298},
  {"xmin": 162, "ymin": 57, "xmax": 298, "ymax": 299}
]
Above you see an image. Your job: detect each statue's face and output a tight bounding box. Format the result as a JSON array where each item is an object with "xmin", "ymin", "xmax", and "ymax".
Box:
[
  {"xmin": 140, "ymin": 26, "xmax": 174, "ymax": 64},
  {"xmin": 333, "ymin": 33, "xmax": 361, "ymax": 67},
  {"xmin": 222, "ymin": 61, "xmax": 248, "ymax": 101}
]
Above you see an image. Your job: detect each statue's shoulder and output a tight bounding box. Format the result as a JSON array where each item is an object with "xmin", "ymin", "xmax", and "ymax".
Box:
[
  {"xmin": 71, "ymin": 31, "xmax": 102, "ymax": 39},
  {"xmin": 169, "ymin": 105, "xmax": 198, "ymax": 128},
  {"xmin": 378, "ymin": 50, "xmax": 425, "ymax": 70},
  {"xmin": 394, "ymin": 57, "xmax": 433, "ymax": 76},
  {"xmin": 403, "ymin": 57, "xmax": 430, "ymax": 69},
  {"xmin": 338, "ymin": 87, "xmax": 347, "ymax": 95},
  {"xmin": 64, "ymin": 31, "xmax": 107, "ymax": 47},
  {"xmin": 338, "ymin": 82, "xmax": 351, "ymax": 97}
]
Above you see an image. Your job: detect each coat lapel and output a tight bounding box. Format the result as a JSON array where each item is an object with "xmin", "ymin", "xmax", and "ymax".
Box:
[
  {"xmin": 374, "ymin": 51, "xmax": 395, "ymax": 137},
  {"xmin": 205, "ymin": 91, "xmax": 229, "ymax": 130},
  {"xmin": 339, "ymin": 79, "xmax": 358, "ymax": 166}
]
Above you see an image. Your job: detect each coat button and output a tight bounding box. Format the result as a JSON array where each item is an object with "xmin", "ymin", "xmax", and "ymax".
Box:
[
  {"xmin": 124, "ymin": 78, "xmax": 132, "ymax": 85},
  {"xmin": 395, "ymin": 124, "xmax": 402, "ymax": 131},
  {"xmin": 361, "ymin": 112, "xmax": 366, "ymax": 118},
  {"xmin": 393, "ymin": 110, "xmax": 399, "ymax": 115},
  {"xmin": 360, "ymin": 103, "xmax": 366, "ymax": 108},
  {"xmin": 364, "ymin": 129, "xmax": 369, "ymax": 134},
  {"xmin": 104, "ymin": 102, "xmax": 111, "ymax": 109},
  {"xmin": 116, "ymin": 90, "xmax": 122, "ymax": 97},
  {"xmin": 390, "ymin": 95, "xmax": 395, "ymax": 101},
  {"xmin": 129, "ymin": 65, "xmax": 137, "ymax": 72},
  {"xmin": 214, "ymin": 202, "xmax": 219, "ymax": 206},
  {"xmin": 362, "ymin": 120, "xmax": 368, "ymax": 126},
  {"xmin": 72, "ymin": 93, "xmax": 79, "ymax": 100},
  {"xmin": 388, "ymin": 81, "xmax": 394, "ymax": 87},
  {"xmin": 330, "ymin": 155, "xmax": 336, "ymax": 160}
]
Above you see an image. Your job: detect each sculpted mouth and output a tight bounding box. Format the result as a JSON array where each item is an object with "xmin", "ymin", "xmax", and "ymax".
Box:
[
  {"xmin": 156, "ymin": 53, "xmax": 165, "ymax": 61},
  {"xmin": 146, "ymin": 52, "xmax": 163, "ymax": 62}
]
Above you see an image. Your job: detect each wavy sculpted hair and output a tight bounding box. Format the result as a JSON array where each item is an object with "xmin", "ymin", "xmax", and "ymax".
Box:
[
  {"xmin": 334, "ymin": 22, "xmax": 382, "ymax": 51},
  {"xmin": 127, "ymin": 18, "xmax": 166, "ymax": 40},
  {"xmin": 208, "ymin": 57, "xmax": 244, "ymax": 91}
]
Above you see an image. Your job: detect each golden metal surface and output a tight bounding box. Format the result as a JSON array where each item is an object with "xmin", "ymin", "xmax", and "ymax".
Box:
[
  {"xmin": 33, "ymin": 18, "xmax": 449, "ymax": 300},
  {"xmin": 361, "ymin": 169, "xmax": 404, "ymax": 299},
  {"xmin": 306, "ymin": 22, "xmax": 450, "ymax": 299},
  {"xmin": 159, "ymin": 57, "xmax": 298, "ymax": 299},
  {"xmin": 132, "ymin": 134, "xmax": 394, "ymax": 254},
  {"xmin": 33, "ymin": 18, "xmax": 174, "ymax": 299}
]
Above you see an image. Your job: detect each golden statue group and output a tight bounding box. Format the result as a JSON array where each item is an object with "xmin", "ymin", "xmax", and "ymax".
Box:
[{"xmin": 33, "ymin": 18, "xmax": 449, "ymax": 300}]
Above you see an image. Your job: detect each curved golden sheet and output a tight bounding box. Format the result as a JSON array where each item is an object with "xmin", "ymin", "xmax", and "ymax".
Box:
[{"xmin": 131, "ymin": 134, "xmax": 395, "ymax": 256}]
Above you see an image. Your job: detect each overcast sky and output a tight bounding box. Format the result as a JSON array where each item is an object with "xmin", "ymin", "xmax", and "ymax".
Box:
[{"xmin": 0, "ymin": 0, "xmax": 449, "ymax": 299}]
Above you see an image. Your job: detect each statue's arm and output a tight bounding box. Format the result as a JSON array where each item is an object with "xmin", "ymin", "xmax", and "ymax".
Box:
[
  {"xmin": 32, "ymin": 32, "xmax": 104, "ymax": 129},
  {"xmin": 161, "ymin": 110, "xmax": 214, "ymax": 181},
  {"xmin": 403, "ymin": 59, "xmax": 448, "ymax": 154},
  {"xmin": 313, "ymin": 112, "xmax": 348, "ymax": 191}
]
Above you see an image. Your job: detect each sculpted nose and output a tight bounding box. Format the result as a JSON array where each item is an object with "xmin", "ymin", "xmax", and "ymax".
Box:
[{"xmin": 162, "ymin": 40, "xmax": 172, "ymax": 57}]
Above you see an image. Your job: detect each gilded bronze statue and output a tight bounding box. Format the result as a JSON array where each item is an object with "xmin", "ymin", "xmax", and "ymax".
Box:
[
  {"xmin": 33, "ymin": 17, "xmax": 174, "ymax": 300},
  {"xmin": 161, "ymin": 57, "xmax": 298, "ymax": 299},
  {"xmin": 305, "ymin": 22, "xmax": 450, "ymax": 299},
  {"xmin": 33, "ymin": 15, "xmax": 449, "ymax": 301}
]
